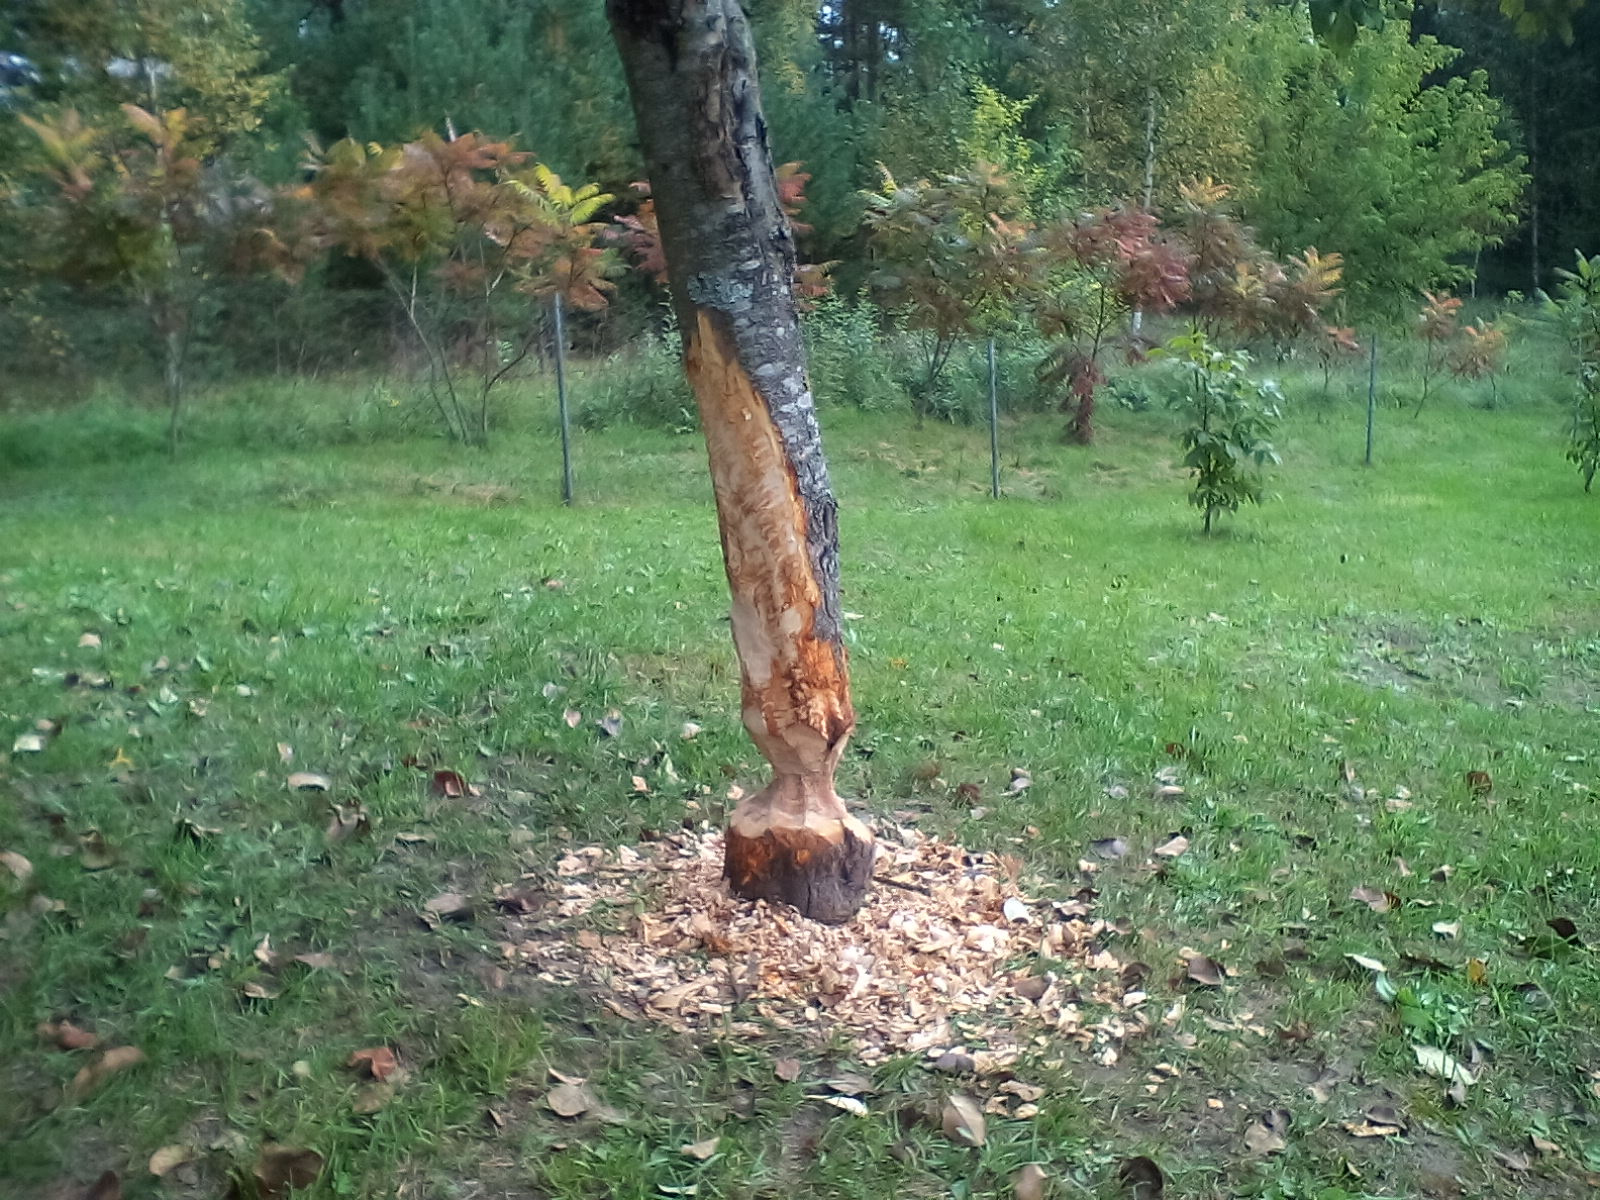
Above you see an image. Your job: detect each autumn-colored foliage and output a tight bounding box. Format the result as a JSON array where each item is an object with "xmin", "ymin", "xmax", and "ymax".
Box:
[
  {"xmin": 1034, "ymin": 205, "xmax": 1190, "ymax": 443},
  {"xmin": 864, "ymin": 162, "xmax": 1035, "ymax": 419},
  {"xmin": 296, "ymin": 131, "xmax": 616, "ymax": 444}
]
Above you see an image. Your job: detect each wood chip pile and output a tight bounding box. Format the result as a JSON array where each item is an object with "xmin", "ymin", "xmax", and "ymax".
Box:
[{"xmin": 498, "ymin": 826, "xmax": 1149, "ymax": 1067}]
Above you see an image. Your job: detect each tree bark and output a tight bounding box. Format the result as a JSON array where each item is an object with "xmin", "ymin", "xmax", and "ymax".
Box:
[{"xmin": 607, "ymin": 0, "xmax": 874, "ymax": 924}]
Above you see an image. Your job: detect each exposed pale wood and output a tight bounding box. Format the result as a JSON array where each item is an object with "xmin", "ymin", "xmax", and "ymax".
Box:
[{"xmin": 608, "ymin": 0, "xmax": 873, "ymax": 921}]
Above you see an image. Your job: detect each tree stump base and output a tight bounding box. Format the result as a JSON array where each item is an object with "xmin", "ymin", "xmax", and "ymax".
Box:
[{"xmin": 724, "ymin": 806, "xmax": 875, "ymax": 925}]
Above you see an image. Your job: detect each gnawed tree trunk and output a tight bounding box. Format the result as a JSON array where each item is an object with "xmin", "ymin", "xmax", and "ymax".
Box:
[{"xmin": 607, "ymin": 0, "xmax": 874, "ymax": 923}]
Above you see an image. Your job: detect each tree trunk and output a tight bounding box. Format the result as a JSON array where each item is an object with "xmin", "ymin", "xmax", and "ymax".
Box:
[{"xmin": 607, "ymin": 0, "xmax": 874, "ymax": 924}]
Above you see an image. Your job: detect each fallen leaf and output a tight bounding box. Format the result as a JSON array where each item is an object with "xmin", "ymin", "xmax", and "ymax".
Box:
[
  {"xmin": 293, "ymin": 952, "xmax": 336, "ymax": 970},
  {"xmin": 1, "ymin": 849, "xmax": 33, "ymax": 883},
  {"xmin": 324, "ymin": 803, "xmax": 370, "ymax": 842},
  {"xmin": 546, "ymin": 1082, "xmax": 591, "ymax": 1118},
  {"xmin": 1343, "ymin": 1120, "xmax": 1403, "ymax": 1138},
  {"xmin": 1002, "ymin": 897, "xmax": 1030, "ymax": 923},
  {"xmin": 253, "ymin": 934, "xmax": 280, "ymax": 968},
  {"xmin": 252, "ymin": 1144, "xmax": 324, "ymax": 1199},
  {"xmin": 69, "ymin": 1045, "xmax": 146, "ymax": 1099},
  {"xmin": 1493, "ymin": 1148, "xmax": 1532, "ymax": 1172},
  {"xmin": 38, "ymin": 1020, "xmax": 99, "ymax": 1051},
  {"xmin": 1466, "ymin": 770, "xmax": 1493, "ymax": 795},
  {"xmin": 277, "ymin": 742, "xmax": 294, "ymax": 764},
  {"xmin": 78, "ymin": 831, "xmax": 114, "ymax": 871},
  {"xmin": 774, "ymin": 1057, "xmax": 801, "ymax": 1082},
  {"xmin": 941, "ymin": 1094, "xmax": 986, "ymax": 1146},
  {"xmin": 680, "ymin": 1137, "xmax": 720, "ymax": 1161},
  {"xmin": 563, "ymin": 709, "xmax": 582, "ymax": 728},
  {"xmin": 1345, "ymin": 952, "xmax": 1388, "ymax": 973},
  {"xmin": 423, "ymin": 892, "xmax": 472, "ymax": 921},
  {"xmin": 1547, "ymin": 917, "xmax": 1582, "ymax": 945},
  {"xmin": 240, "ymin": 980, "xmax": 279, "ymax": 1000},
  {"xmin": 631, "ymin": 775, "xmax": 650, "ymax": 794},
  {"xmin": 1531, "ymin": 1134, "xmax": 1563, "ymax": 1156},
  {"xmin": 1013, "ymin": 1162, "xmax": 1051, "ymax": 1200},
  {"xmin": 819, "ymin": 1094, "xmax": 868, "ymax": 1116},
  {"xmin": 597, "ymin": 710, "xmax": 624, "ymax": 737},
  {"xmin": 680, "ymin": 722, "xmax": 702, "ymax": 740},
  {"xmin": 1117, "ymin": 1155, "xmax": 1165, "ymax": 1199},
  {"xmin": 352, "ymin": 1081, "xmax": 396, "ymax": 1115},
  {"xmin": 78, "ymin": 632, "xmax": 102, "ymax": 649},
  {"xmin": 148, "ymin": 1145, "xmax": 194, "ymax": 1176},
  {"xmin": 1350, "ymin": 885, "xmax": 1398, "ymax": 913},
  {"xmin": 12, "ymin": 732, "xmax": 46, "ymax": 753},
  {"xmin": 1152, "ymin": 835, "xmax": 1189, "ymax": 859},
  {"xmin": 1413, "ymin": 1044, "xmax": 1475, "ymax": 1087},
  {"xmin": 431, "ymin": 769, "xmax": 468, "ymax": 798},
  {"xmin": 348, "ymin": 1047, "xmax": 399, "ymax": 1081},
  {"xmin": 1243, "ymin": 1108, "xmax": 1291, "ymax": 1156},
  {"xmin": 287, "ymin": 772, "xmax": 331, "ymax": 792},
  {"xmin": 1090, "ymin": 837, "xmax": 1127, "ymax": 860},
  {"xmin": 824, "ymin": 1071, "xmax": 872, "ymax": 1096},
  {"xmin": 1431, "ymin": 920, "xmax": 1461, "ymax": 939},
  {"xmin": 1185, "ymin": 955, "xmax": 1224, "ymax": 987}
]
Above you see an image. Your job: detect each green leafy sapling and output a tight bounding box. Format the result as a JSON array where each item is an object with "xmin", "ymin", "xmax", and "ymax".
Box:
[{"xmin": 1159, "ymin": 329, "xmax": 1283, "ymax": 533}]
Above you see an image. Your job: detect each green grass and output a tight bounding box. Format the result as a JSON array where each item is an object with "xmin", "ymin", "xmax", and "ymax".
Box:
[{"xmin": 2, "ymin": 358, "xmax": 1599, "ymax": 1200}]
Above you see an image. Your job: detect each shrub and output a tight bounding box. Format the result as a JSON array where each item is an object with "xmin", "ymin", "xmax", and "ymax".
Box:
[{"xmin": 1159, "ymin": 329, "xmax": 1283, "ymax": 533}]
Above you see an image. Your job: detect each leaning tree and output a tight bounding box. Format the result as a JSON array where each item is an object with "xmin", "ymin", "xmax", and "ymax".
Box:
[{"xmin": 606, "ymin": 0, "xmax": 874, "ymax": 923}]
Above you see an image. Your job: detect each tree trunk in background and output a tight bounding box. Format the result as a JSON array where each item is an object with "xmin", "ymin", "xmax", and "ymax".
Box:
[{"xmin": 607, "ymin": 0, "xmax": 874, "ymax": 924}]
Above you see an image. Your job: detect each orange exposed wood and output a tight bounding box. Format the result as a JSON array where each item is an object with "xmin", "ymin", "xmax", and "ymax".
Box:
[{"xmin": 684, "ymin": 309, "xmax": 873, "ymax": 922}]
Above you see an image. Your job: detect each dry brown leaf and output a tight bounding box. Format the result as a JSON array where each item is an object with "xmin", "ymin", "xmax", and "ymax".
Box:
[
  {"xmin": 1013, "ymin": 1162, "xmax": 1050, "ymax": 1200},
  {"xmin": 347, "ymin": 1047, "xmax": 399, "ymax": 1081},
  {"xmin": 1117, "ymin": 1156, "xmax": 1165, "ymax": 1199},
  {"xmin": 423, "ymin": 892, "xmax": 472, "ymax": 921},
  {"xmin": 69, "ymin": 1045, "xmax": 145, "ymax": 1099},
  {"xmin": 293, "ymin": 952, "xmax": 336, "ymax": 970},
  {"xmin": 12, "ymin": 731, "xmax": 46, "ymax": 754},
  {"xmin": 37, "ymin": 1020, "xmax": 99, "ymax": 1051},
  {"xmin": 253, "ymin": 934, "xmax": 279, "ymax": 968},
  {"xmin": 1089, "ymin": 837, "xmax": 1127, "ymax": 860},
  {"xmin": 430, "ymin": 769, "xmax": 468, "ymax": 798},
  {"xmin": 1350, "ymin": 885, "xmax": 1398, "ymax": 914},
  {"xmin": 352, "ymin": 1082, "xmax": 396, "ymax": 1115},
  {"xmin": 546, "ymin": 1082, "xmax": 591, "ymax": 1118},
  {"xmin": 679, "ymin": 1137, "xmax": 720, "ymax": 1161},
  {"xmin": 1185, "ymin": 955, "xmax": 1224, "ymax": 987},
  {"xmin": 774, "ymin": 1057, "xmax": 802, "ymax": 1082},
  {"xmin": 286, "ymin": 772, "xmax": 332, "ymax": 792},
  {"xmin": 1432, "ymin": 920, "xmax": 1461, "ymax": 939},
  {"xmin": 941, "ymin": 1094, "xmax": 987, "ymax": 1147},
  {"xmin": 563, "ymin": 708, "xmax": 582, "ymax": 728},
  {"xmin": 252, "ymin": 1144, "xmax": 324, "ymax": 1199},
  {"xmin": 240, "ymin": 981, "xmax": 279, "ymax": 1000},
  {"xmin": 1493, "ymin": 1148, "xmax": 1532, "ymax": 1172},
  {"xmin": 819, "ymin": 1094, "xmax": 868, "ymax": 1116},
  {"xmin": 148, "ymin": 1145, "xmax": 194, "ymax": 1176},
  {"xmin": 1243, "ymin": 1109, "xmax": 1290, "ymax": 1156},
  {"xmin": 78, "ymin": 632, "xmax": 102, "ymax": 649},
  {"xmin": 1413, "ymin": 1044, "xmax": 1474, "ymax": 1087},
  {"xmin": 277, "ymin": 742, "xmax": 294, "ymax": 764},
  {"xmin": 78, "ymin": 831, "xmax": 114, "ymax": 871},
  {"xmin": 1531, "ymin": 1134, "xmax": 1563, "ymax": 1156},
  {"xmin": 1, "ymin": 849, "xmax": 33, "ymax": 884},
  {"xmin": 1152, "ymin": 835, "xmax": 1189, "ymax": 859}
]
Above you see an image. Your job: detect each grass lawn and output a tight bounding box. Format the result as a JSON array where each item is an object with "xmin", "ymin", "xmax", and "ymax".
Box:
[{"xmin": 3, "ymin": 377, "xmax": 1599, "ymax": 1200}]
